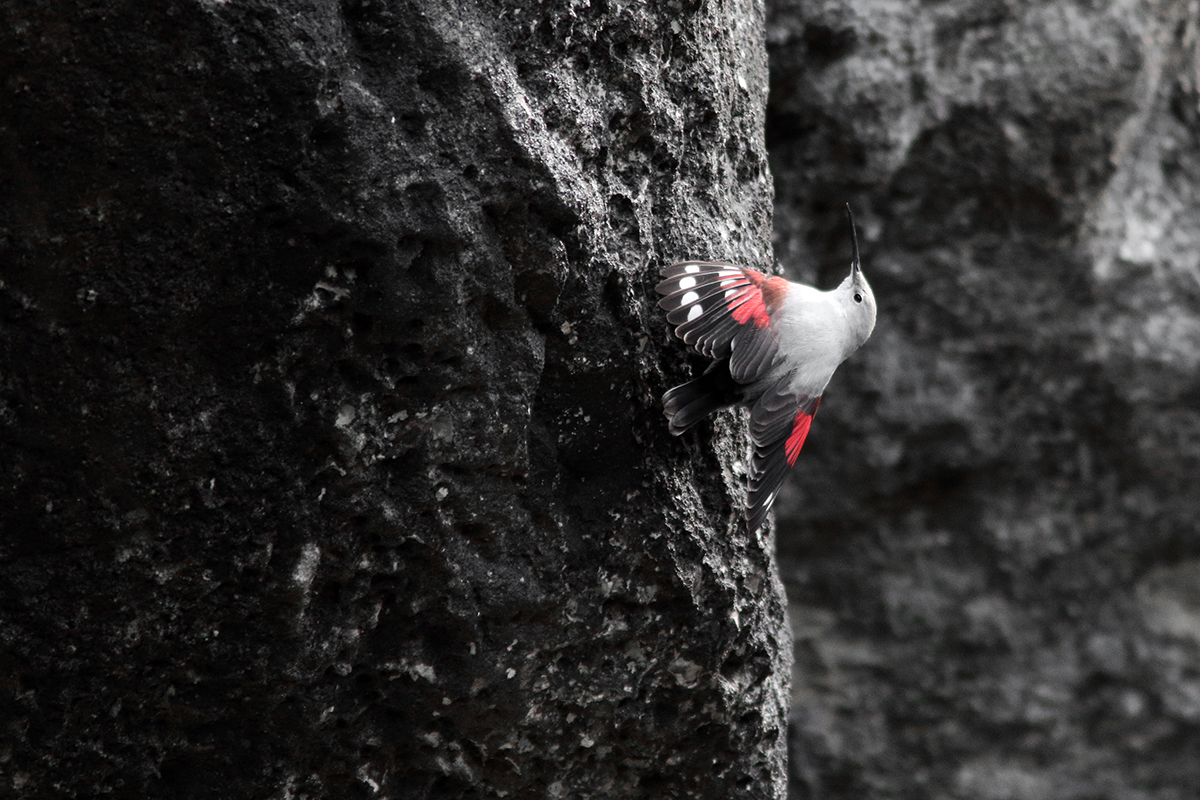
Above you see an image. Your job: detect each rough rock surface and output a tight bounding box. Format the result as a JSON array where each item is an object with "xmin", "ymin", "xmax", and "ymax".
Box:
[
  {"xmin": 766, "ymin": 0, "xmax": 1200, "ymax": 797},
  {"xmin": 1, "ymin": 1, "xmax": 790, "ymax": 797}
]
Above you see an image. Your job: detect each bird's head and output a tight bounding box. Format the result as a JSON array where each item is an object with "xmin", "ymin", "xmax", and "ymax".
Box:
[{"xmin": 838, "ymin": 205, "xmax": 877, "ymax": 352}]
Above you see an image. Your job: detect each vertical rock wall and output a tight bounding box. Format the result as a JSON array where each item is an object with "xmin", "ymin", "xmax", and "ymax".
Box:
[{"xmin": 0, "ymin": 0, "xmax": 790, "ymax": 797}]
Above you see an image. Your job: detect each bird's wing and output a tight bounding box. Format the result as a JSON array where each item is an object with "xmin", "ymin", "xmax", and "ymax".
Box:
[
  {"xmin": 656, "ymin": 262, "xmax": 786, "ymax": 383},
  {"xmin": 745, "ymin": 382, "xmax": 822, "ymax": 532}
]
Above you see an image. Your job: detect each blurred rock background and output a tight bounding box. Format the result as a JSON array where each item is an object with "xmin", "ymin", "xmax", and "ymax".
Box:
[{"xmin": 765, "ymin": 1, "xmax": 1200, "ymax": 797}]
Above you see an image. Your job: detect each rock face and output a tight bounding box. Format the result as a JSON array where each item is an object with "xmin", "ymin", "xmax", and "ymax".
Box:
[
  {"xmin": 766, "ymin": 0, "xmax": 1200, "ymax": 797},
  {"xmin": 0, "ymin": 1, "xmax": 789, "ymax": 797}
]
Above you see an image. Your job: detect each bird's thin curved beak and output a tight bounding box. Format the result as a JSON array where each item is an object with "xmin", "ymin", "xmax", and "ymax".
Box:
[{"xmin": 846, "ymin": 204, "xmax": 862, "ymax": 278}]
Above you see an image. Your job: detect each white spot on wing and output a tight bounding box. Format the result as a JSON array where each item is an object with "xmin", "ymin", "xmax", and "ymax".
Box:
[
  {"xmin": 681, "ymin": 291, "xmax": 699, "ymax": 305},
  {"xmin": 687, "ymin": 305, "xmax": 703, "ymax": 322},
  {"xmin": 678, "ymin": 276, "xmax": 697, "ymax": 290},
  {"xmin": 725, "ymin": 289, "xmax": 738, "ymax": 298},
  {"xmin": 684, "ymin": 264, "xmax": 701, "ymax": 273}
]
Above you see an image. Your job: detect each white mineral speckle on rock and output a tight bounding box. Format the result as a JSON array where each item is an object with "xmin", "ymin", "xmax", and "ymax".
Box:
[{"xmin": 293, "ymin": 543, "xmax": 320, "ymax": 588}]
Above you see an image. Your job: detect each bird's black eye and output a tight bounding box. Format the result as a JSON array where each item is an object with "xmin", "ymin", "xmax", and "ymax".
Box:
[{"xmin": 853, "ymin": 292, "xmax": 863, "ymax": 303}]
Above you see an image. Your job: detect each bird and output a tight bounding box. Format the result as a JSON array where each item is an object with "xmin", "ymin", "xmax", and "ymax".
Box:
[{"xmin": 655, "ymin": 206, "xmax": 876, "ymax": 531}]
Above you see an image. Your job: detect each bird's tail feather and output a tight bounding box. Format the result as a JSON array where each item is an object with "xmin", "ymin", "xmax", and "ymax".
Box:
[{"xmin": 663, "ymin": 359, "xmax": 740, "ymax": 435}]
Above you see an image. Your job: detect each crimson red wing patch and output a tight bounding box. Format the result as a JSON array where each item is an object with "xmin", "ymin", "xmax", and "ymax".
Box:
[
  {"xmin": 785, "ymin": 397, "xmax": 821, "ymax": 466},
  {"xmin": 727, "ymin": 271, "xmax": 789, "ymax": 327}
]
